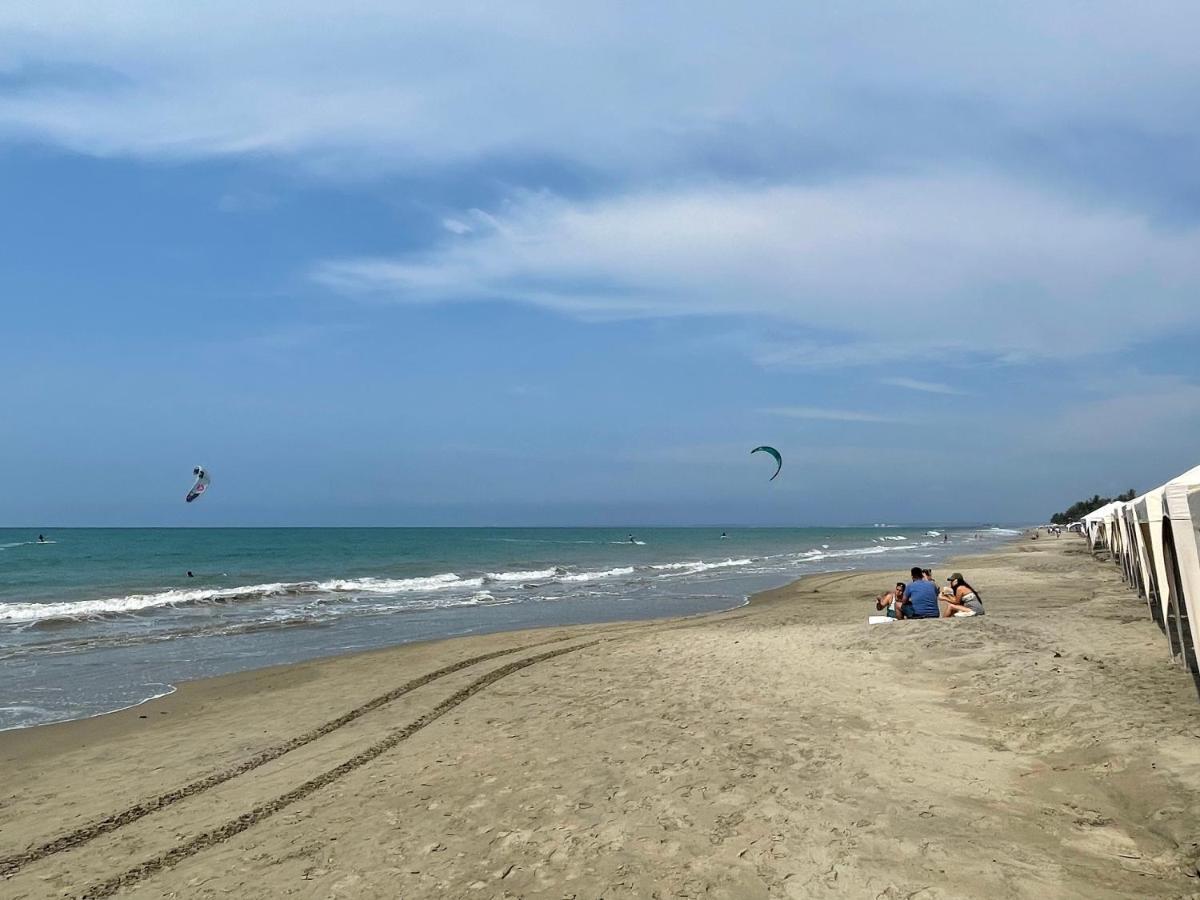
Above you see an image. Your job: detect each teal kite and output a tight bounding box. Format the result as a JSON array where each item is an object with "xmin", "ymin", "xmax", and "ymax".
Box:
[{"xmin": 751, "ymin": 446, "xmax": 782, "ymax": 481}]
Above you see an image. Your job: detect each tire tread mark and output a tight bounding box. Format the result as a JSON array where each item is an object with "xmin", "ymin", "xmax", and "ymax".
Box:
[
  {"xmin": 0, "ymin": 636, "xmax": 571, "ymax": 877},
  {"xmin": 79, "ymin": 640, "xmax": 598, "ymax": 900}
]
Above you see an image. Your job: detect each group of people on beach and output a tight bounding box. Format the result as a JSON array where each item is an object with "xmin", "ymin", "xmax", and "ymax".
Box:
[{"xmin": 875, "ymin": 567, "xmax": 985, "ymax": 619}]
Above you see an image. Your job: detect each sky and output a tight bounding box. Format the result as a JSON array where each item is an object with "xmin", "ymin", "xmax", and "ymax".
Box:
[{"xmin": 2, "ymin": 2, "xmax": 1199, "ymax": 526}]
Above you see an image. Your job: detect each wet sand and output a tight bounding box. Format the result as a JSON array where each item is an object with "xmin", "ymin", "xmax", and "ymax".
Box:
[{"xmin": 2, "ymin": 536, "xmax": 1199, "ymax": 899}]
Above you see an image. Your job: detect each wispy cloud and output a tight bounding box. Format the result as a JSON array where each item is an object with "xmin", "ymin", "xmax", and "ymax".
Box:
[
  {"xmin": 314, "ymin": 177, "xmax": 1200, "ymax": 361},
  {"xmin": 880, "ymin": 377, "xmax": 965, "ymax": 395},
  {"xmin": 760, "ymin": 406, "xmax": 901, "ymax": 424},
  {"xmin": 1, "ymin": 4, "xmax": 1198, "ymax": 217},
  {"xmin": 1043, "ymin": 374, "xmax": 1200, "ymax": 452}
]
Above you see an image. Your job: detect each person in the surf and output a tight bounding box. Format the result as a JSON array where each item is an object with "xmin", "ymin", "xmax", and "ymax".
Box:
[{"xmin": 37, "ymin": 534, "xmax": 45, "ymax": 543}]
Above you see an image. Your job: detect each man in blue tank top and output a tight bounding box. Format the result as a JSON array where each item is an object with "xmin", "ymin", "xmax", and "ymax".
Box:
[{"xmin": 901, "ymin": 566, "xmax": 940, "ymax": 619}]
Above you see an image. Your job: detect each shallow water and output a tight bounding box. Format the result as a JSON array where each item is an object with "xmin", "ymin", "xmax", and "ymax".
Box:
[{"xmin": 0, "ymin": 526, "xmax": 1020, "ymax": 729}]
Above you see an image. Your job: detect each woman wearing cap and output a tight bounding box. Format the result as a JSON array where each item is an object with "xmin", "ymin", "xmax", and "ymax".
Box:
[{"xmin": 941, "ymin": 572, "xmax": 985, "ymax": 616}]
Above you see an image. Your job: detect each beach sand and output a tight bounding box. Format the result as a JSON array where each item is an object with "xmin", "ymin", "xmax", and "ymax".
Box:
[{"xmin": 2, "ymin": 537, "xmax": 1199, "ymax": 899}]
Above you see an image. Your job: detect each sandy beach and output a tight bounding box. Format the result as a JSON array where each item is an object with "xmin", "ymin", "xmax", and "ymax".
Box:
[{"xmin": 2, "ymin": 537, "xmax": 1199, "ymax": 899}]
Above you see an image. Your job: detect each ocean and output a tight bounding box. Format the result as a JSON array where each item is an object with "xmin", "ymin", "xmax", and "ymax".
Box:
[{"xmin": 0, "ymin": 526, "xmax": 1020, "ymax": 730}]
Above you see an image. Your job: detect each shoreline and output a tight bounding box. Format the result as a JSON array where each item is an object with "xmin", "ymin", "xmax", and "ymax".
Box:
[
  {"xmin": 1, "ymin": 525, "xmax": 1022, "ymax": 735},
  {"xmin": 0, "ymin": 537, "xmax": 1030, "ymax": 745},
  {"xmin": 0, "ymin": 539, "xmax": 935, "ymax": 738},
  {"xmin": 4, "ymin": 536, "xmax": 1199, "ymax": 898}
]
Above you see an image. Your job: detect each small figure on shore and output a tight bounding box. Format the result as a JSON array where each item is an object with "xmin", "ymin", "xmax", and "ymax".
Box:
[{"xmin": 943, "ymin": 533, "xmax": 949, "ymax": 543}]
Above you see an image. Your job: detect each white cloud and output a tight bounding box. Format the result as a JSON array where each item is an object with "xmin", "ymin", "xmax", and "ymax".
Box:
[
  {"xmin": 314, "ymin": 175, "xmax": 1200, "ymax": 360},
  {"xmin": 0, "ymin": 3, "xmax": 1197, "ymax": 176},
  {"xmin": 880, "ymin": 377, "xmax": 965, "ymax": 395}
]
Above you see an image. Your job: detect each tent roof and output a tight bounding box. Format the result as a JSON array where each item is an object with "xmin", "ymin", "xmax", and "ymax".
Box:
[
  {"xmin": 1166, "ymin": 463, "xmax": 1200, "ymax": 488},
  {"xmin": 1084, "ymin": 501, "xmax": 1121, "ymax": 522}
]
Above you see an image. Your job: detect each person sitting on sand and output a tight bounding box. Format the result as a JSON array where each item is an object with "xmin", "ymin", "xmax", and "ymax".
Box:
[
  {"xmin": 875, "ymin": 582, "xmax": 906, "ymax": 619},
  {"xmin": 941, "ymin": 572, "xmax": 984, "ymax": 616},
  {"xmin": 900, "ymin": 566, "xmax": 941, "ymax": 619}
]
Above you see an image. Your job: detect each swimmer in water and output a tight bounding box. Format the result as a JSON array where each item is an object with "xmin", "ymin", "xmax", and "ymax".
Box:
[{"xmin": 37, "ymin": 534, "xmax": 46, "ymax": 543}]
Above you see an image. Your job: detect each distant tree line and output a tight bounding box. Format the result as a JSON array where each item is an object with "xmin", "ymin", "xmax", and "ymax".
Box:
[{"xmin": 1050, "ymin": 489, "xmax": 1136, "ymax": 525}]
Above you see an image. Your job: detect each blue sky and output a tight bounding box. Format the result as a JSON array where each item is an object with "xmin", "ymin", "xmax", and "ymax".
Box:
[{"xmin": 2, "ymin": 2, "xmax": 1199, "ymax": 526}]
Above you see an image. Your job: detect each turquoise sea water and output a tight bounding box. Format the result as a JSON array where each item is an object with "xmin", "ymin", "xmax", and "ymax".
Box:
[{"xmin": 0, "ymin": 526, "xmax": 1019, "ymax": 729}]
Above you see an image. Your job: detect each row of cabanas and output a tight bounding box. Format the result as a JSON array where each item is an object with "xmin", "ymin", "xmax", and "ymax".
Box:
[{"xmin": 1080, "ymin": 465, "xmax": 1200, "ymax": 692}]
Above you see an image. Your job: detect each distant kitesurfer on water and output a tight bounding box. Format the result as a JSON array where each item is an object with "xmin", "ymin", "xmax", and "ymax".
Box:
[
  {"xmin": 37, "ymin": 534, "xmax": 45, "ymax": 543},
  {"xmin": 628, "ymin": 534, "xmax": 636, "ymax": 544},
  {"xmin": 187, "ymin": 571, "xmax": 194, "ymax": 578},
  {"xmin": 721, "ymin": 531, "xmax": 728, "ymax": 539}
]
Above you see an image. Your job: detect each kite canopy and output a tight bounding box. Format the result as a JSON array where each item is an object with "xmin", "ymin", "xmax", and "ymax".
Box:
[
  {"xmin": 751, "ymin": 446, "xmax": 782, "ymax": 481},
  {"xmin": 186, "ymin": 466, "xmax": 210, "ymax": 503}
]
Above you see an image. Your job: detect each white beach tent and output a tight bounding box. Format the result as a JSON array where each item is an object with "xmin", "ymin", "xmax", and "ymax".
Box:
[
  {"xmin": 1161, "ymin": 465, "xmax": 1200, "ymax": 677},
  {"xmin": 1128, "ymin": 493, "xmax": 1162, "ymax": 618},
  {"xmin": 1107, "ymin": 502, "xmax": 1127, "ymax": 573},
  {"xmin": 1082, "ymin": 506, "xmax": 1103, "ymax": 548},
  {"xmin": 1115, "ymin": 502, "xmax": 1138, "ymax": 586},
  {"xmin": 1117, "ymin": 502, "xmax": 1143, "ymax": 589},
  {"xmin": 1138, "ymin": 485, "xmax": 1174, "ymax": 651},
  {"xmin": 1084, "ymin": 502, "xmax": 1120, "ymax": 550}
]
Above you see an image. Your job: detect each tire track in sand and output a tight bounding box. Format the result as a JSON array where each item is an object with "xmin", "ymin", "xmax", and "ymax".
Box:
[
  {"xmin": 2, "ymin": 595, "xmax": 755, "ymax": 882},
  {"xmin": 78, "ymin": 640, "xmax": 600, "ymax": 900},
  {"xmin": 0, "ymin": 634, "xmax": 576, "ymax": 877}
]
